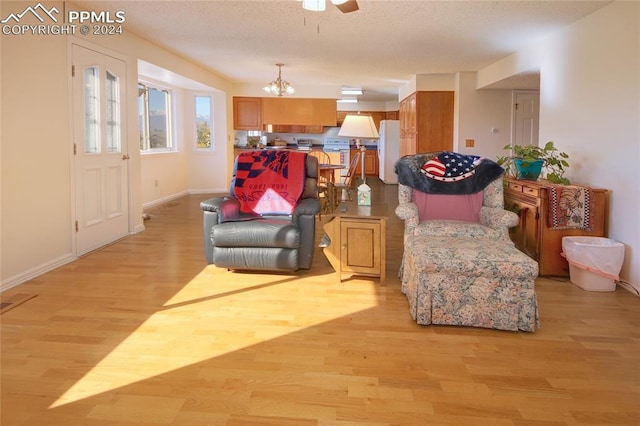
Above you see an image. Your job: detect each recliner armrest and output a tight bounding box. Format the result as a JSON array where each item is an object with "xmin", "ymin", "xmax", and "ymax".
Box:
[
  {"xmin": 201, "ymin": 196, "xmax": 256, "ymax": 222},
  {"xmin": 201, "ymin": 196, "xmax": 237, "ymax": 218},
  {"xmin": 292, "ymin": 198, "xmax": 321, "ymax": 225}
]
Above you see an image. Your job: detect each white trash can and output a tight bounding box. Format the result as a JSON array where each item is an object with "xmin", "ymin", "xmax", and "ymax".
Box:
[{"xmin": 562, "ymin": 236, "xmax": 625, "ymax": 292}]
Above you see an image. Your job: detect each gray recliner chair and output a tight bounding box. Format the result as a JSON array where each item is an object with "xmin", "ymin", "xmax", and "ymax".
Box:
[{"xmin": 200, "ymin": 151, "xmax": 321, "ymax": 272}]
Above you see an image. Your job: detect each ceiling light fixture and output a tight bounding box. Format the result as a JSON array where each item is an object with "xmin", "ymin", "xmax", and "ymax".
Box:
[
  {"xmin": 302, "ymin": 0, "xmax": 326, "ymax": 12},
  {"xmin": 263, "ymin": 63, "xmax": 295, "ymax": 97},
  {"xmin": 300, "ymin": 0, "xmax": 359, "ymax": 13},
  {"xmin": 341, "ymin": 89, "xmax": 363, "ymax": 96}
]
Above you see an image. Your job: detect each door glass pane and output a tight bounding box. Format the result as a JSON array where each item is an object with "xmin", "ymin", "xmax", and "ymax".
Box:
[
  {"xmin": 105, "ymin": 70, "xmax": 120, "ymax": 153},
  {"xmin": 84, "ymin": 67, "xmax": 99, "ymax": 153}
]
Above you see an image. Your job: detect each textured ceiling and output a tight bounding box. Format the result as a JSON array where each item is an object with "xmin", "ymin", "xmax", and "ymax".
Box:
[{"xmin": 77, "ymin": 0, "xmax": 611, "ymax": 101}]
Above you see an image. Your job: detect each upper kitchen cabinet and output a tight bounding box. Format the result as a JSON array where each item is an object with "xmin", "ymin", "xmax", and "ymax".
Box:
[
  {"xmin": 399, "ymin": 91, "xmax": 453, "ymax": 156},
  {"xmin": 262, "ymin": 98, "xmax": 337, "ymax": 126},
  {"xmin": 233, "ymin": 97, "xmax": 262, "ymax": 130}
]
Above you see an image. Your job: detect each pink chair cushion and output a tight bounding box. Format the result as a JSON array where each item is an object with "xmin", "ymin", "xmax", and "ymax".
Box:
[{"xmin": 412, "ymin": 190, "xmax": 483, "ymax": 223}]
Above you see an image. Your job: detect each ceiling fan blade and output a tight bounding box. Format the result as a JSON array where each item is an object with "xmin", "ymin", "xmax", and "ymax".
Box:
[{"xmin": 333, "ymin": 0, "xmax": 359, "ymax": 13}]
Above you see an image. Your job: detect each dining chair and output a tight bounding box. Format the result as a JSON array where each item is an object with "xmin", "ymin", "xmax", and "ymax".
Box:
[
  {"xmin": 307, "ymin": 150, "xmax": 334, "ymax": 217},
  {"xmin": 331, "ymin": 151, "xmax": 361, "ymax": 207}
]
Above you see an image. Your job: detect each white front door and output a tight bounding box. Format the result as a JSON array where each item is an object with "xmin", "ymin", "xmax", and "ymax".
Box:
[
  {"xmin": 512, "ymin": 91, "xmax": 540, "ymax": 147},
  {"xmin": 72, "ymin": 44, "xmax": 129, "ymax": 255}
]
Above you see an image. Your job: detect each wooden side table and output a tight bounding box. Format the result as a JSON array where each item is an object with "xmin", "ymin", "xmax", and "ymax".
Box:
[{"xmin": 322, "ymin": 199, "xmax": 387, "ymax": 282}]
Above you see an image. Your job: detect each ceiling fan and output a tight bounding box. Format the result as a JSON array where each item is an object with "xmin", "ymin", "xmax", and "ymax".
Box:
[{"xmin": 300, "ymin": 0, "xmax": 359, "ymax": 14}]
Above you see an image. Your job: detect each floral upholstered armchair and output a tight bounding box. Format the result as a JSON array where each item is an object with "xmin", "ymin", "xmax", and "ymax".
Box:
[
  {"xmin": 393, "ymin": 152, "xmax": 539, "ymax": 332},
  {"xmin": 395, "ymin": 152, "xmax": 518, "ymax": 244}
]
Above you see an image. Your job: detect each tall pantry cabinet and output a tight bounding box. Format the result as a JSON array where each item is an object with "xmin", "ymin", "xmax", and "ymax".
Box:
[{"xmin": 399, "ymin": 91, "xmax": 454, "ymax": 156}]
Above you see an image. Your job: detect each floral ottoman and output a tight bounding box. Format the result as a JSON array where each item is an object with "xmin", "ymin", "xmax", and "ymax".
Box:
[{"xmin": 401, "ymin": 235, "xmax": 539, "ymax": 332}]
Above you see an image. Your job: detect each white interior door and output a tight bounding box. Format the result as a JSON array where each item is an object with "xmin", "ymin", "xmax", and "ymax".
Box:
[
  {"xmin": 72, "ymin": 44, "xmax": 129, "ymax": 255},
  {"xmin": 512, "ymin": 91, "xmax": 540, "ymax": 147}
]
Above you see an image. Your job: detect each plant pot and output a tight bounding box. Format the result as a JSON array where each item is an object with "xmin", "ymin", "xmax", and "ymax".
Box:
[{"xmin": 514, "ymin": 159, "xmax": 544, "ymax": 180}]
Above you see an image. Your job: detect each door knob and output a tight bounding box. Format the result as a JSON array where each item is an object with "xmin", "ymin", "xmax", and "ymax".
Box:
[{"xmin": 122, "ymin": 154, "xmax": 131, "ymax": 160}]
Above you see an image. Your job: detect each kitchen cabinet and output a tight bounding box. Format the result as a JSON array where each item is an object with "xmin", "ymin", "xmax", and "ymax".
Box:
[
  {"xmin": 289, "ymin": 124, "xmax": 324, "ymax": 134},
  {"xmin": 351, "ymin": 149, "xmax": 378, "ymax": 177},
  {"xmin": 265, "ymin": 124, "xmax": 324, "ymax": 134},
  {"xmin": 262, "ymin": 98, "xmax": 336, "ymax": 126},
  {"xmin": 385, "ymin": 111, "xmax": 399, "ymax": 120},
  {"xmin": 503, "ymin": 177, "xmax": 608, "ymax": 276},
  {"xmin": 399, "ymin": 91, "xmax": 453, "ymax": 156},
  {"xmin": 233, "ymin": 97, "xmax": 262, "ymax": 130}
]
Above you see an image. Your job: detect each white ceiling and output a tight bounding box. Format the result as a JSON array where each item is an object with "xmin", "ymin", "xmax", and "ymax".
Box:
[{"xmin": 79, "ymin": 0, "xmax": 611, "ymax": 101}]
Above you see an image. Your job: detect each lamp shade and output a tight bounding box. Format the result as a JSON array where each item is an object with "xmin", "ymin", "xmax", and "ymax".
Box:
[{"xmin": 337, "ymin": 114, "xmax": 380, "ymax": 139}]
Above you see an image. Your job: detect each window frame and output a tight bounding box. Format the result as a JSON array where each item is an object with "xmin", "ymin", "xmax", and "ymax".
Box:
[{"xmin": 138, "ymin": 80, "xmax": 175, "ymax": 154}]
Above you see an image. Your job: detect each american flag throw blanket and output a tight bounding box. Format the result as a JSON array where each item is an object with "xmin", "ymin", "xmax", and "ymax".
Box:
[
  {"xmin": 395, "ymin": 151, "xmax": 504, "ymax": 194},
  {"xmin": 233, "ymin": 150, "xmax": 307, "ymax": 215}
]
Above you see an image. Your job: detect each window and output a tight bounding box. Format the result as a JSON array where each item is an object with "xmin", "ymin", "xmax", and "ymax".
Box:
[
  {"xmin": 195, "ymin": 95, "xmax": 212, "ymax": 149},
  {"xmin": 138, "ymin": 82, "xmax": 173, "ymax": 152}
]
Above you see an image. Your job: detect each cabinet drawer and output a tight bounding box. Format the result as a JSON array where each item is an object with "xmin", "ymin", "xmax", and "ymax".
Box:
[
  {"xmin": 508, "ymin": 182, "xmax": 524, "ymax": 192},
  {"xmin": 507, "ymin": 181, "xmax": 540, "ymax": 197},
  {"xmin": 522, "ymin": 185, "xmax": 540, "ymax": 197}
]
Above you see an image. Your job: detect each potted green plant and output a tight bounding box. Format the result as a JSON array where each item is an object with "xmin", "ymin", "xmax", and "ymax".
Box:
[{"xmin": 497, "ymin": 141, "xmax": 571, "ymax": 185}]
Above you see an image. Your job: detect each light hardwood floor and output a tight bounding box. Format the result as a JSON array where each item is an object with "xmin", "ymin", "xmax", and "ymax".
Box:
[{"xmin": 2, "ymin": 178, "xmax": 639, "ymax": 425}]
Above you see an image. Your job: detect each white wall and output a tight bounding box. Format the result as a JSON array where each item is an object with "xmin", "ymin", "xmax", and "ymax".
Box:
[
  {"xmin": 477, "ymin": 1, "xmax": 639, "ymax": 289},
  {"xmin": 537, "ymin": 1, "xmax": 639, "ymax": 288},
  {"xmin": 399, "ymin": 73, "xmax": 456, "ymax": 101},
  {"xmin": 1, "ymin": 23, "xmax": 74, "ymax": 286},
  {"xmin": 454, "ymin": 72, "xmax": 514, "ymax": 159},
  {"xmin": 1, "ymin": 1, "xmax": 233, "ymax": 289},
  {"xmin": 337, "ymin": 100, "xmax": 400, "ymax": 112}
]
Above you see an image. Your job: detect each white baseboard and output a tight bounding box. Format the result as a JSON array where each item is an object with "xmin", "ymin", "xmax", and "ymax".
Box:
[
  {"xmin": 143, "ymin": 189, "xmax": 229, "ymax": 211},
  {"xmin": 142, "ymin": 190, "xmax": 189, "ymax": 211},
  {"xmin": 0, "ymin": 253, "xmax": 76, "ymax": 292}
]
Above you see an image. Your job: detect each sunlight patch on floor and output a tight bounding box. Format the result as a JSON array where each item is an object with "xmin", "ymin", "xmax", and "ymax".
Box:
[{"xmin": 50, "ymin": 266, "xmax": 381, "ymax": 408}]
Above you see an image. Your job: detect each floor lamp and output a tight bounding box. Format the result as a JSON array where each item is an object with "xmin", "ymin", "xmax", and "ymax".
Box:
[{"xmin": 338, "ymin": 114, "xmax": 380, "ymax": 205}]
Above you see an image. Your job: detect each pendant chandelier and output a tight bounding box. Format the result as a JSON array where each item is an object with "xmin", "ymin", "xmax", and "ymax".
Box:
[{"xmin": 263, "ymin": 63, "xmax": 295, "ymax": 96}]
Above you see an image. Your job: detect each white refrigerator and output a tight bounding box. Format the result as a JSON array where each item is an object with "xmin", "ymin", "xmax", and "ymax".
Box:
[{"xmin": 377, "ymin": 120, "xmax": 401, "ymax": 184}]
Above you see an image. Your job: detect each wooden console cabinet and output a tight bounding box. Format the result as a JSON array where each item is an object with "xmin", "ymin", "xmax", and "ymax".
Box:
[
  {"xmin": 503, "ymin": 177, "xmax": 607, "ymax": 276},
  {"xmin": 323, "ymin": 200, "xmax": 387, "ymax": 282}
]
